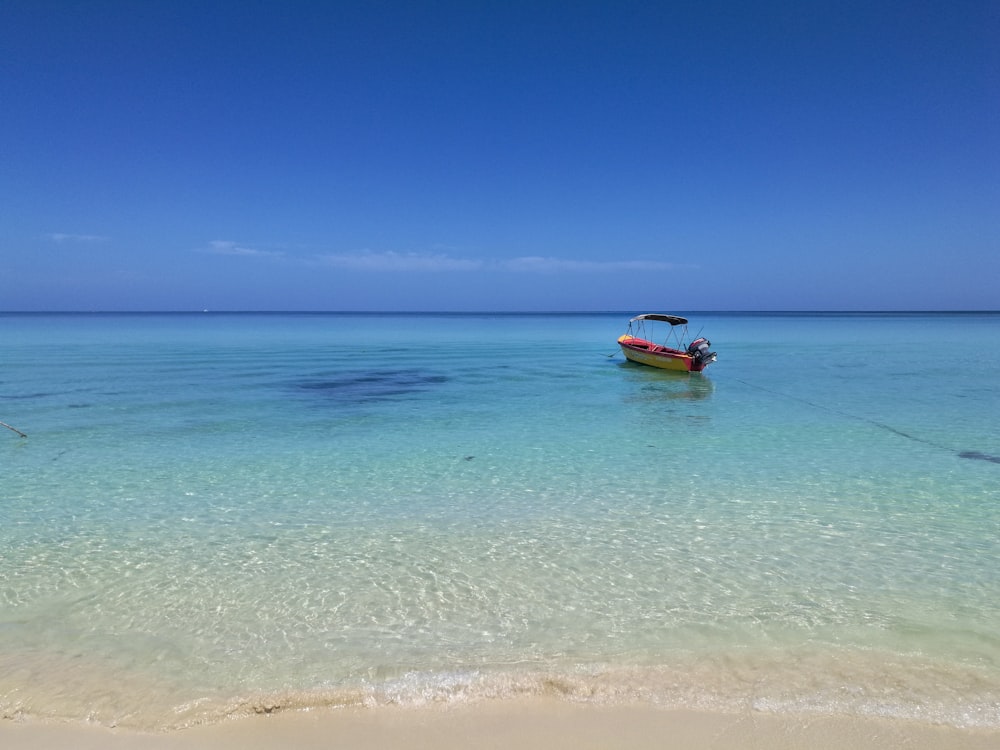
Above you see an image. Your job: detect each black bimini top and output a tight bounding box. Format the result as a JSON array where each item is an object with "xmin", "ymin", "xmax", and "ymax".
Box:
[{"xmin": 631, "ymin": 314, "xmax": 688, "ymax": 326}]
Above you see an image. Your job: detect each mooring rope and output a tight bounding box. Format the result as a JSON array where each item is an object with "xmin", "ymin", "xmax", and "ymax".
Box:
[
  {"xmin": 1, "ymin": 420, "xmax": 27, "ymax": 438},
  {"xmin": 732, "ymin": 378, "xmax": 999, "ymax": 465}
]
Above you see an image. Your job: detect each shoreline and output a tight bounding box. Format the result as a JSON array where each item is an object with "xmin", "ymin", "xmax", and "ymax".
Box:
[{"xmin": 3, "ymin": 700, "xmax": 1000, "ymax": 750}]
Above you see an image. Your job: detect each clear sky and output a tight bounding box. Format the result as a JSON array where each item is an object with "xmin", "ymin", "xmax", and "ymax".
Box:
[{"xmin": 2, "ymin": 1, "xmax": 997, "ymax": 311}]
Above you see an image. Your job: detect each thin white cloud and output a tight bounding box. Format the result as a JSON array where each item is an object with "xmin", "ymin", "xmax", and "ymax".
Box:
[
  {"xmin": 205, "ymin": 240, "xmax": 284, "ymax": 258},
  {"xmin": 317, "ymin": 250, "xmax": 483, "ymax": 272},
  {"xmin": 317, "ymin": 250, "xmax": 684, "ymax": 273},
  {"xmin": 499, "ymin": 256, "xmax": 680, "ymax": 272},
  {"xmin": 46, "ymin": 233, "xmax": 108, "ymax": 243}
]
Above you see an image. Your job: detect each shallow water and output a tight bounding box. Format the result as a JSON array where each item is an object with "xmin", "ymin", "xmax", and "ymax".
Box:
[{"xmin": 2, "ymin": 312, "xmax": 999, "ymax": 728}]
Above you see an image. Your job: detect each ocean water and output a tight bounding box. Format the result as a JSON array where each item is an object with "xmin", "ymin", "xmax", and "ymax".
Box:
[{"xmin": 2, "ymin": 311, "xmax": 999, "ymax": 730}]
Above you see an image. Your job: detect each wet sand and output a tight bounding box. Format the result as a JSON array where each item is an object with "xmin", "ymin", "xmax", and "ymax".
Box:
[{"xmin": 3, "ymin": 699, "xmax": 999, "ymax": 750}]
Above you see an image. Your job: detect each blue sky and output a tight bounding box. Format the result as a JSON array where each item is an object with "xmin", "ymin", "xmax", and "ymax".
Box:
[{"xmin": 2, "ymin": 1, "xmax": 997, "ymax": 311}]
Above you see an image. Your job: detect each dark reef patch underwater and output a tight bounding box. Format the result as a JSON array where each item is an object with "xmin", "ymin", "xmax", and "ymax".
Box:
[
  {"xmin": 958, "ymin": 450, "xmax": 1000, "ymax": 464},
  {"xmin": 292, "ymin": 369, "xmax": 449, "ymax": 405}
]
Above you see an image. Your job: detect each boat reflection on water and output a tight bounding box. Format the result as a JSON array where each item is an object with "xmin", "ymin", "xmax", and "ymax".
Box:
[{"xmin": 620, "ymin": 362, "xmax": 715, "ymax": 402}]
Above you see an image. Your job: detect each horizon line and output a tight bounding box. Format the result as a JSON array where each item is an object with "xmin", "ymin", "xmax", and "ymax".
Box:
[{"xmin": 2, "ymin": 309, "xmax": 998, "ymax": 315}]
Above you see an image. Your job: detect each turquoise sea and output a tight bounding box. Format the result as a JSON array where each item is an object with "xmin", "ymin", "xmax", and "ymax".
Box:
[{"xmin": 2, "ymin": 312, "xmax": 999, "ymax": 730}]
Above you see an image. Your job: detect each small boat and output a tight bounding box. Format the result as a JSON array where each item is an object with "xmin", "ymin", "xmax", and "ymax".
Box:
[{"xmin": 617, "ymin": 314, "xmax": 717, "ymax": 372}]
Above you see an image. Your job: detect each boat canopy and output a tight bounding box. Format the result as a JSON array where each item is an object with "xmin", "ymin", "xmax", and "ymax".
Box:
[{"xmin": 630, "ymin": 314, "xmax": 688, "ymax": 326}]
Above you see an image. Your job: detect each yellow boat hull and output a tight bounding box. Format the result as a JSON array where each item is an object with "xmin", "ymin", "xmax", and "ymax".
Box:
[{"xmin": 618, "ymin": 335, "xmax": 699, "ymax": 372}]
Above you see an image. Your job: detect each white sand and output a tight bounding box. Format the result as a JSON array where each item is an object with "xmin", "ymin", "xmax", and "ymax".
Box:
[{"xmin": 3, "ymin": 699, "xmax": 999, "ymax": 750}]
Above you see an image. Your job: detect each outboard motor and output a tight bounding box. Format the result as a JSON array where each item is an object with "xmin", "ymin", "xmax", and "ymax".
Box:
[{"xmin": 687, "ymin": 337, "xmax": 717, "ymax": 367}]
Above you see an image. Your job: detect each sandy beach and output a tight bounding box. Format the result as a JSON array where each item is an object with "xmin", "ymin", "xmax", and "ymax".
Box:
[{"xmin": 3, "ymin": 700, "xmax": 1000, "ymax": 750}]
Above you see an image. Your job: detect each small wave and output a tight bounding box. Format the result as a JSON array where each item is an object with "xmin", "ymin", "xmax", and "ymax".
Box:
[{"xmin": 133, "ymin": 658, "xmax": 1000, "ymax": 732}]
